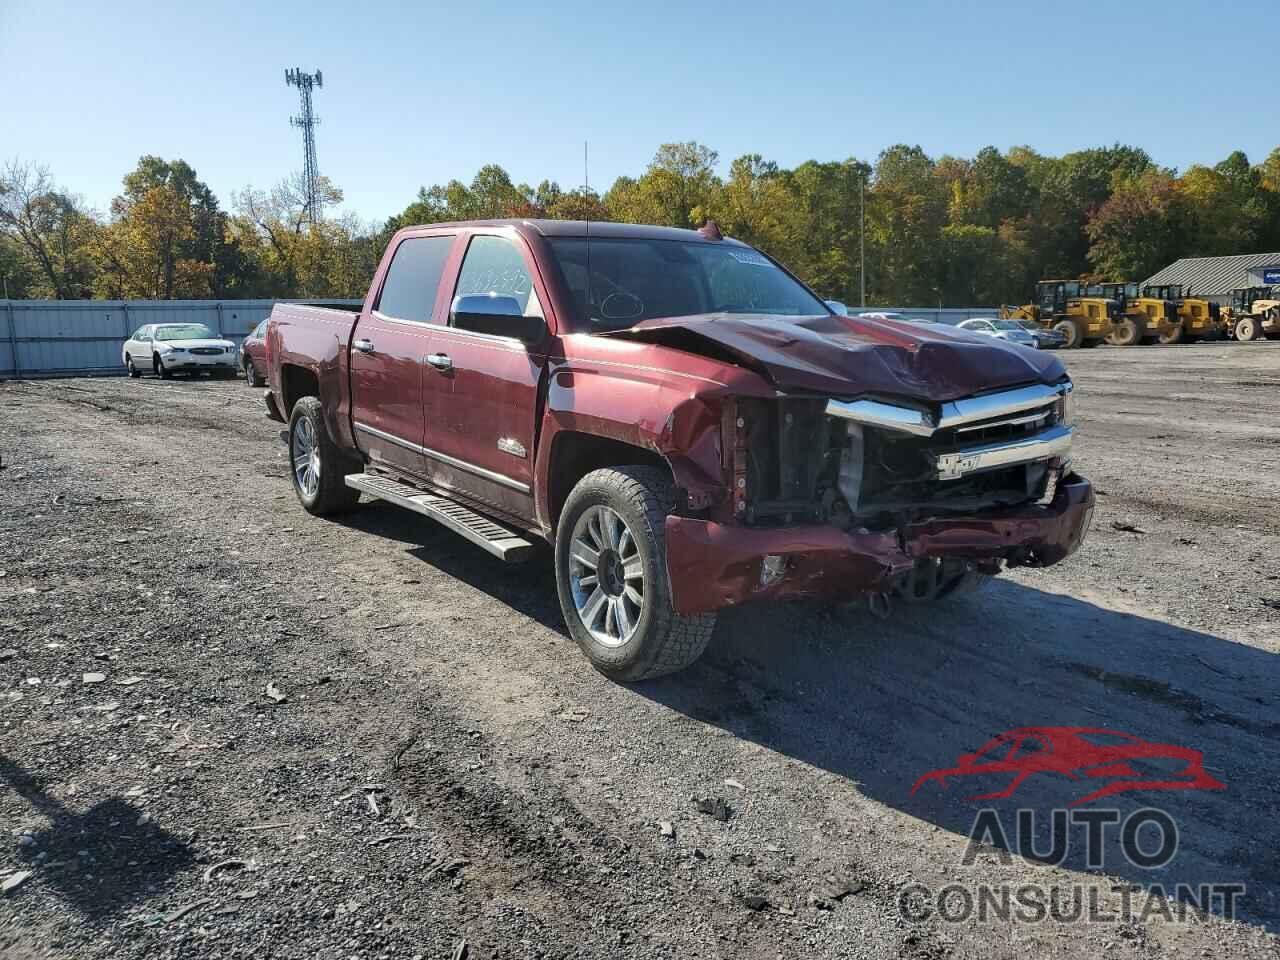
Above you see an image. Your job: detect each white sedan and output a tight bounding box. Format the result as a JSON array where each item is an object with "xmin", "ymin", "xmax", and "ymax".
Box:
[
  {"xmin": 122, "ymin": 323, "xmax": 239, "ymax": 379},
  {"xmin": 957, "ymin": 317, "xmax": 1041, "ymax": 348}
]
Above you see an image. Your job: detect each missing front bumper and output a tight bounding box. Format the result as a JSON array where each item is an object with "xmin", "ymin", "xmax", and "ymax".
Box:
[{"xmin": 664, "ymin": 474, "xmax": 1094, "ymax": 615}]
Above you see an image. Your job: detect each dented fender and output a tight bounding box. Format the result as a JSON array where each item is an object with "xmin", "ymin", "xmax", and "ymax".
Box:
[{"xmin": 534, "ymin": 335, "xmax": 774, "ymax": 526}]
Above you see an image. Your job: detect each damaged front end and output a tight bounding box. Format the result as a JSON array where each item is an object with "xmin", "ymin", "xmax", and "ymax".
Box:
[{"xmin": 666, "ymin": 381, "xmax": 1094, "ymax": 615}]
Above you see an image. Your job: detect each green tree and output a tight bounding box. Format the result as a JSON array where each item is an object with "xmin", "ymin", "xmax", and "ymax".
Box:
[
  {"xmin": 868, "ymin": 145, "xmax": 947, "ymax": 304},
  {"xmin": 604, "ymin": 142, "xmax": 721, "ymax": 227},
  {"xmin": 1085, "ymin": 169, "xmax": 1180, "ymax": 280},
  {"xmin": 0, "ymin": 160, "xmax": 97, "ymax": 299}
]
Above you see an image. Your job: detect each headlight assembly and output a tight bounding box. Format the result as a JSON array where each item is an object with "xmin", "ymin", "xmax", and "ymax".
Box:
[{"xmin": 1056, "ymin": 383, "xmax": 1076, "ymax": 427}]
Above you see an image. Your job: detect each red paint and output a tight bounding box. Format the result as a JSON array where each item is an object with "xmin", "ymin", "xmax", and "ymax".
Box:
[
  {"xmin": 664, "ymin": 475, "xmax": 1093, "ymax": 614},
  {"xmin": 239, "ymin": 323, "xmax": 267, "ymax": 379},
  {"xmin": 265, "ymin": 219, "xmax": 1093, "ymax": 613},
  {"xmin": 911, "ymin": 726, "xmax": 1226, "ymax": 806}
]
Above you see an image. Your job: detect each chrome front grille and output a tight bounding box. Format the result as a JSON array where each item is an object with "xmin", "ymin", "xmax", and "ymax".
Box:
[
  {"xmin": 828, "ymin": 382, "xmax": 1073, "ymax": 487},
  {"xmin": 190, "ymin": 347, "xmax": 223, "ymax": 355}
]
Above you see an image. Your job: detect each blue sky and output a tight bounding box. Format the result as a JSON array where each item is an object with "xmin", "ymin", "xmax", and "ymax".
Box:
[{"xmin": 3, "ymin": 0, "xmax": 1274, "ymax": 224}]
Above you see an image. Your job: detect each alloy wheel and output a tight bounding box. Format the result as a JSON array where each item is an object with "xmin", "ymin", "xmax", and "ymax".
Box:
[
  {"xmin": 568, "ymin": 505, "xmax": 644, "ymax": 648},
  {"xmin": 291, "ymin": 416, "xmax": 321, "ymax": 499}
]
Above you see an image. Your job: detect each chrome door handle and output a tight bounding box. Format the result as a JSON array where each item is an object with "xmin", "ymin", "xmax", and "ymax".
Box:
[
  {"xmin": 353, "ymin": 338, "xmax": 375, "ymax": 354},
  {"xmin": 426, "ymin": 353, "xmax": 452, "ymax": 371}
]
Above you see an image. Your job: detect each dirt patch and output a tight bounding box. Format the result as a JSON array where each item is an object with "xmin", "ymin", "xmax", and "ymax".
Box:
[{"xmin": 2, "ymin": 345, "xmax": 1279, "ymax": 958}]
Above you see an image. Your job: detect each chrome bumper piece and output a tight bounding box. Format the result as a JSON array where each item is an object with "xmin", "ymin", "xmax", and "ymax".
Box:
[
  {"xmin": 933, "ymin": 424, "xmax": 1073, "ymax": 481},
  {"xmin": 826, "ymin": 382, "xmax": 1070, "ymax": 438}
]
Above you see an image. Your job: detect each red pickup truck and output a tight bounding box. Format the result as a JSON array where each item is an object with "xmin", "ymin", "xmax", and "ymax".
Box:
[{"xmin": 264, "ymin": 219, "xmax": 1093, "ymax": 680}]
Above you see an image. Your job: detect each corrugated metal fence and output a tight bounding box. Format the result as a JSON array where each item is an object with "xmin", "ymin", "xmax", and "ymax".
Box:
[
  {"xmin": 0, "ymin": 299, "xmax": 999, "ymax": 378},
  {"xmin": 0, "ymin": 299, "xmax": 361, "ymax": 378}
]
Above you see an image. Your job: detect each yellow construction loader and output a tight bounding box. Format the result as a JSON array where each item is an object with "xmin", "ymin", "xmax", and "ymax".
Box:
[
  {"xmin": 1087, "ymin": 283, "xmax": 1181, "ymax": 346},
  {"xmin": 1142, "ymin": 284, "xmax": 1221, "ymax": 342},
  {"xmin": 1223, "ymin": 287, "xmax": 1280, "ymax": 341},
  {"xmin": 999, "ymin": 281, "xmax": 1120, "ymax": 348}
]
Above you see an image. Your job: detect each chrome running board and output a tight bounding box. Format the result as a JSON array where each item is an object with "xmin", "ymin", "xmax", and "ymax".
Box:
[{"xmin": 344, "ymin": 473, "xmax": 534, "ymax": 562}]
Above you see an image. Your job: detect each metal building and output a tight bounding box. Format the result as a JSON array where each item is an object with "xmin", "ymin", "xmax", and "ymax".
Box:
[{"xmin": 1143, "ymin": 253, "xmax": 1280, "ymax": 304}]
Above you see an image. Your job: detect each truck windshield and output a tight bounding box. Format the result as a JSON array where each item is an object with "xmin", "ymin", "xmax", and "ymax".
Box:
[{"xmin": 547, "ymin": 237, "xmax": 829, "ymax": 333}]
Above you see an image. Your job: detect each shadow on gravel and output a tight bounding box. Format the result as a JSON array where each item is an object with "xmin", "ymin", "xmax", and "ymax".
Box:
[
  {"xmin": 630, "ymin": 581, "xmax": 1280, "ymax": 932},
  {"xmin": 335, "ymin": 502, "xmax": 567, "ymax": 635},
  {"xmin": 0, "ymin": 756, "xmax": 194, "ymax": 923},
  {"xmin": 328, "ymin": 502, "xmax": 1280, "ymax": 929}
]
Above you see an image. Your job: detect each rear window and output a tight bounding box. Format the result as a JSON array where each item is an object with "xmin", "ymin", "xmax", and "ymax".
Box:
[{"xmin": 376, "ymin": 235, "xmax": 455, "ymax": 323}]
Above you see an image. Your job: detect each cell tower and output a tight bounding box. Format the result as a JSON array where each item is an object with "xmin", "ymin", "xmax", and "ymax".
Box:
[{"xmin": 285, "ymin": 67, "xmax": 323, "ymax": 223}]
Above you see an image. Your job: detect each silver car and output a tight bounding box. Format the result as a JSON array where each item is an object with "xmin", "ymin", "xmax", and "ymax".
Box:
[
  {"xmin": 957, "ymin": 317, "xmax": 1041, "ymax": 349},
  {"xmin": 122, "ymin": 323, "xmax": 239, "ymax": 379}
]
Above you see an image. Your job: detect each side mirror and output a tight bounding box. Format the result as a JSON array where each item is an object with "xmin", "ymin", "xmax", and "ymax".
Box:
[
  {"xmin": 451, "ymin": 294, "xmax": 546, "ymax": 344},
  {"xmin": 825, "ymin": 299, "xmax": 850, "ymax": 316}
]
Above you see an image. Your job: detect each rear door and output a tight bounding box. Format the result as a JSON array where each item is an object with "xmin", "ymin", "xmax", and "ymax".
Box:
[
  {"xmin": 420, "ymin": 231, "xmax": 549, "ymax": 523},
  {"xmin": 349, "ymin": 233, "xmax": 457, "ymax": 478}
]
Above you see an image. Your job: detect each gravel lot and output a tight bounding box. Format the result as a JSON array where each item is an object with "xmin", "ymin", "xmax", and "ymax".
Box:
[{"xmin": 2, "ymin": 342, "xmax": 1279, "ymax": 959}]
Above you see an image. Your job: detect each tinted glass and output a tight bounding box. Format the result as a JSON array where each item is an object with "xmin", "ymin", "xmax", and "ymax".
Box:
[
  {"xmin": 453, "ymin": 235, "xmax": 541, "ymax": 327},
  {"xmin": 548, "ymin": 238, "xmax": 827, "ymax": 333},
  {"xmin": 376, "ymin": 235, "xmax": 455, "ymax": 323}
]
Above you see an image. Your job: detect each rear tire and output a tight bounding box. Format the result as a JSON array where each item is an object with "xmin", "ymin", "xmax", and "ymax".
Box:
[
  {"xmin": 1158, "ymin": 323, "xmax": 1184, "ymax": 345},
  {"xmin": 1106, "ymin": 317, "xmax": 1144, "ymax": 346},
  {"xmin": 555, "ymin": 466, "xmax": 716, "ymax": 681},
  {"xmin": 126, "ymin": 355, "xmax": 141, "ymax": 378},
  {"xmin": 287, "ymin": 396, "xmax": 361, "ymax": 516},
  {"xmin": 1235, "ymin": 316, "xmax": 1261, "ymax": 341}
]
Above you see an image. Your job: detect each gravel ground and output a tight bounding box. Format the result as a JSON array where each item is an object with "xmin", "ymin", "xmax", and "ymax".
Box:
[{"xmin": 2, "ymin": 341, "xmax": 1279, "ymax": 960}]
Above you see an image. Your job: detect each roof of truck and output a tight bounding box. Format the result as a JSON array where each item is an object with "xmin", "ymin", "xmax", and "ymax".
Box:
[{"xmin": 404, "ymin": 219, "xmax": 749, "ymax": 245}]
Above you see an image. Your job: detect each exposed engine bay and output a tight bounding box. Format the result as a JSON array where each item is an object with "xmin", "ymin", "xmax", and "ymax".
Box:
[{"xmin": 723, "ymin": 383, "xmax": 1073, "ymax": 533}]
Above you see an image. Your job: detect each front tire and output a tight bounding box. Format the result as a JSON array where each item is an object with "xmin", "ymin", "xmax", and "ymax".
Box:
[
  {"xmin": 555, "ymin": 466, "xmax": 715, "ymax": 681},
  {"xmin": 154, "ymin": 355, "xmax": 172, "ymax": 379},
  {"xmin": 287, "ymin": 396, "xmax": 361, "ymax": 516},
  {"xmin": 1053, "ymin": 319, "xmax": 1084, "ymax": 349},
  {"xmin": 244, "ymin": 360, "xmax": 262, "ymax": 387}
]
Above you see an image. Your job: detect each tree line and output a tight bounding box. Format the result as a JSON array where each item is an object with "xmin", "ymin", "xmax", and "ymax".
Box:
[{"xmin": 3, "ymin": 142, "xmax": 1279, "ymax": 306}]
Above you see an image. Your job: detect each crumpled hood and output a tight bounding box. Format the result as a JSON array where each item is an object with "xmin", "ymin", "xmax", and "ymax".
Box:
[{"xmin": 603, "ymin": 312, "xmax": 1066, "ymax": 402}]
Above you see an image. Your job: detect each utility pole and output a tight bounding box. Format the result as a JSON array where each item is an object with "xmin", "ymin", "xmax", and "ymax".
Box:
[
  {"xmin": 285, "ymin": 68, "xmax": 324, "ymax": 223},
  {"xmin": 859, "ymin": 175, "xmax": 866, "ymax": 308}
]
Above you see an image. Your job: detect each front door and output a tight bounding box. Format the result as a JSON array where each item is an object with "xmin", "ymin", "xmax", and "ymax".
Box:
[
  {"xmin": 349, "ymin": 233, "xmax": 457, "ymax": 478},
  {"xmin": 420, "ymin": 231, "xmax": 547, "ymax": 524}
]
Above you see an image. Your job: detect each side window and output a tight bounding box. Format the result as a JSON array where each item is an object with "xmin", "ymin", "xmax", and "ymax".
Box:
[
  {"xmin": 254, "ymin": 319, "xmax": 268, "ymax": 337},
  {"xmin": 139, "ymin": 326, "xmax": 152, "ymax": 341},
  {"xmin": 453, "ymin": 235, "xmax": 543, "ymax": 332},
  {"xmin": 131, "ymin": 326, "xmax": 147, "ymax": 340},
  {"xmin": 375, "ymin": 235, "xmax": 455, "ymax": 323}
]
